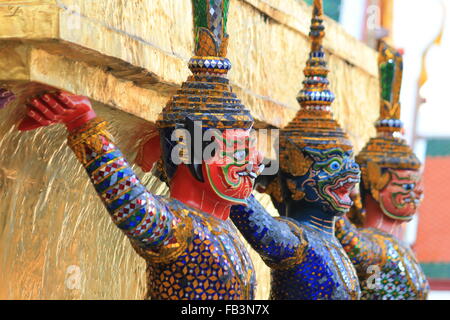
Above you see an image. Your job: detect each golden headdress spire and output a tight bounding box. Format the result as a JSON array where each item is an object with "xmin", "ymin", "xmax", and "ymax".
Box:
[
  {"xmin": 297, "ymin": 0, "xmax": 334, "ymax": 114},
  {"xmin": 157, "ymin": 0, "xmax": 253, "ymax": 130},
  {"xmin": 310, "ymin": 0, "xmax": 324, "ymax": 50},
  {"xmin": 281, "ymin": 0, "xmax": 352, "ymax": 152},
  {"xmin": 357, "ymin": 42, "xmax": 421, "ymax": 188}
]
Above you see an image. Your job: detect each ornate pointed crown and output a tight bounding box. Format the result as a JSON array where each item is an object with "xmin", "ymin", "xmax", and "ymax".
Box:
[
  {"xmin": 357, "ymin": 41, "xmax": 421, "ymax": 183},
  {"xmin": 156, "ymin": 0, "xmax": 253, "ymax": 130},
  {"xmin": 280, "ymin": 0, "xmax": 352, "ymax": 156}
]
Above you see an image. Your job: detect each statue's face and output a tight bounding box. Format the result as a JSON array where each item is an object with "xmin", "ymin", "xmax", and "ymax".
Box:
[
  {"xmin": 286, "ymin": 147, "xmax": 361, "ymax": 216},
  {"xmin": 378, "ymin": 169, "xmax": 423, "ymax": 220},
  {"xmin": 204, "ymin": 129, "xmax": 262, "ymax": 204}
]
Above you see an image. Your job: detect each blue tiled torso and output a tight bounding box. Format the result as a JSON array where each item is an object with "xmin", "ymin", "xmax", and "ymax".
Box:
[
  {"xmin": 230, "ymin": 196, "xmax": 360, "ymax": 300},
  {"xmin": 270, "ymin": 219, "xmax": 360, "ymax": 300}
]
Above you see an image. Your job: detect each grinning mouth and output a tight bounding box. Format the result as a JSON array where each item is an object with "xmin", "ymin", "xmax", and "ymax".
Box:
[
  {"xmin": 393, "ymin": 189, "xmax": 423, "ymax": 208},
  {"xmin": 237, "ymin": 171, "xmax": 258, "ymax": 179},
  {"xmin": 237, "ymin": 164, "xmax": 265, "ymax": 180},
  {"xmin": 325, "ymin": 174, "xmax": 360, "ymax": 208},
  {"xmin": 403, "ymin": 197, "xmax": 422, "ymax": 206},
  {"xmin": 404, "ymin": 198, "xmax": 418, "ymax": 207}
]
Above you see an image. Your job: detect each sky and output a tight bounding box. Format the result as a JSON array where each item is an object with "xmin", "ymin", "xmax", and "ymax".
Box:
[
  {"xmin": 415, "ymin": 1, "xmax": 450, "ymax": 138},
  {"xmin": 393, "ymin": 0, "xmax": 450, "ymax": 139}
]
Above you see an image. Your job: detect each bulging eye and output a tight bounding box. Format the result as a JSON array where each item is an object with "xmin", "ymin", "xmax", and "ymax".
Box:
[
  {"xmin": 234, "ymin": 150, "xmax": 247, "ymax": 161},
  {"xmin": 328, "ymin": 161, "xmax": 341, "ymax": 171},
  {"xmin": 403, "ymin": 183, "xmax": 415, "ymax": 191}
]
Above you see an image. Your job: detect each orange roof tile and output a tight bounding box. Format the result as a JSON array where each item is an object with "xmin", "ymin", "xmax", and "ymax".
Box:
[{"xmin": 415, "ymin": 156, "xmax": 450, "ymax": 262}]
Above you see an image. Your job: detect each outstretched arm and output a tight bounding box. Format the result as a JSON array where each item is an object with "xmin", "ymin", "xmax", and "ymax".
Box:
[
  {"xmin": 230, "ymin": 195, "xmax": 306, "ymax": 268},
  {"xmin": 19, "ymin": 92, "xmax": 181, "ymax": 253},
  {"xmin": 67, "ymin": 118, "xmax": 175, "ymax": 249},
  {"xmin": 335, "ymin": 216, "xmax": 385, "ymax": 275}
]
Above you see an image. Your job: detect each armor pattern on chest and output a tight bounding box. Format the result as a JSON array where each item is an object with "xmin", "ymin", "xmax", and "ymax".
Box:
[
  {"xmin": 139, "ymin": 199, "xmax": 256, "ymax": 300},
  {"xmin": 270, "ymin": 222, "xmax": 360, "ymax": 300},
  {"xmin": 360, "ymin": 229, "xmax": 430, "ymax": 300}
]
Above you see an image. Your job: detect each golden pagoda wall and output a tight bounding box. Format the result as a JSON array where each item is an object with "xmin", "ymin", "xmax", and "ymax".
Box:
[{"xmin": 0, "ymin": 0, "xmax": 379, "ymax": 299}]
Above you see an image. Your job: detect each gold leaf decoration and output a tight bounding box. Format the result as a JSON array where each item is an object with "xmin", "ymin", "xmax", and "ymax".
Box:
[
  {"xmin": 195, "ymin": 28, "xmax": 220, "ymax": 56},
  {"xmin": 219, "ymin": 34, "xmax": 229, "ymax": 58}
]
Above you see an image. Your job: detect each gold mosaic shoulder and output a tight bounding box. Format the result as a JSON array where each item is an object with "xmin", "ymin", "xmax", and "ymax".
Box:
[
  {"xmin": 132, "ymin": 201, "xmax": 194, "ymax": 265},
  {"xmin": 361, "ymin": 228, "xmax": 391, "ymax": 268}
]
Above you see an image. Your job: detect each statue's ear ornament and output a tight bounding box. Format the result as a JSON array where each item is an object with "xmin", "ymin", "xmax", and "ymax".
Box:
[
  {"xmin": 367, "ymin": 161, "xmax": 391, "ymax": 201},
  {"xmin": 280, "ymin": 140, "xmax": 313, "ymax": 177},
  {"xmin": 287, "ymin": 179, "xmax": 306, "ymax": 201},
  {"xmin": 264, "ymin": 175, "xmax": 284, "ymax": 204}
]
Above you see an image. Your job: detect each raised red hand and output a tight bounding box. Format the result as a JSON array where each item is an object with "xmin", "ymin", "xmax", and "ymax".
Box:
[{"xmin": 18, "ymin": 92, "xmax": 97, "ymax": 132}]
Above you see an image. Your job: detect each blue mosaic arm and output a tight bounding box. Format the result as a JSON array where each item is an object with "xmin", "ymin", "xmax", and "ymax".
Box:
[
  {"xmin": 230, "ymin": 195, "xmax": 304, "ymax": 267},
  {"xmin": 335, "ymin": 216, "xmax": 384, "ymax": 273},
  {"xmin": 67, "ymin": 119, "xmax": 176, "ymax": 250}
]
